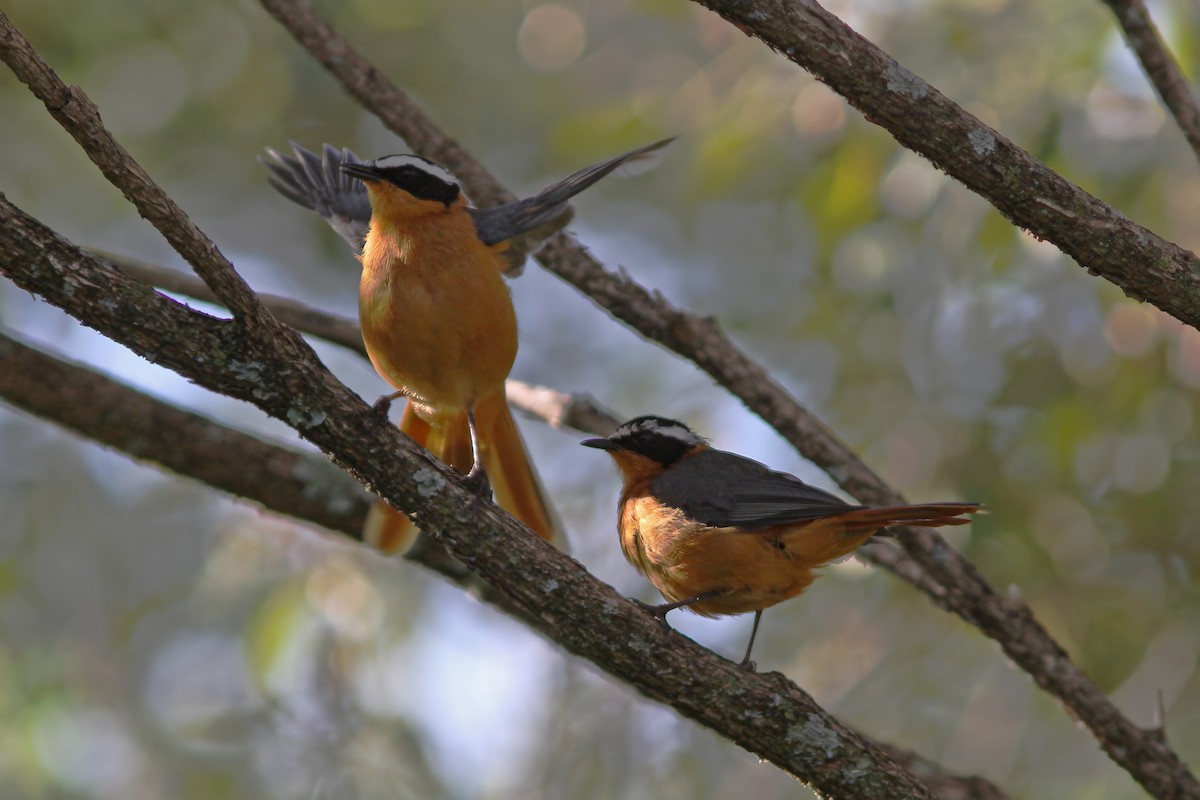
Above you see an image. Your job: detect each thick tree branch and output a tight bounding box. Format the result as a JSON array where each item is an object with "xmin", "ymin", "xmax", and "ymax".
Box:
[
  {"xmin": 0, "ymin": 329, "xmax": 1007, "ymax": 800},
  {"xmin": 98, "ymin": 252, "xmax": 618, "ymax": 435},
  {"xmin": 0, "ymin": 329, "xmax": 365, "ymax": 536},
  {"xmin": 0, "ymin": 327, "xmax": 474, "ymax": 583},
  {"xmin": 1101, "ymin": 0, "xmax": 1200, "ymax": 166},
  {"xmin": 695, "ymin": 0, "xmax": 1200, "ymax": 332},
  {"xmin": 686, "ymin": 3, "xmax": 1200, "ymax": 796},
  {"xmin": 252, "ymin": 1, "xmax": 1198, "ymax": 796},
  {"xmin": 0, "ymin": 13, "xmax": 266, "ymax": 325},
  {"xmin": 0, "ymin": 196, "xmax": 932, "ymax": 797},
  {"xmin": 0, "ymin": 17, "xmax": 942, "ymax": 794}
]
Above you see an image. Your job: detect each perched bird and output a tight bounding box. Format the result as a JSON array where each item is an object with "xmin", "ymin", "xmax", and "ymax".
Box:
[
  {"xmin": 583, "ymin": 416, "xmax": 981, "ymax": 666},
  {"xmin": 263, "ymin": 140, "xmax": 672, "ymax": 553}
]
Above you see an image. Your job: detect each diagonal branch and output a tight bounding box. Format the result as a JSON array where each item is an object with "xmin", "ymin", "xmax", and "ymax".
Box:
[
  {"xmin": 98, "ymin": 251, "xmax": 619, "ymax": 435},
  {"xmin": 695, "ymin": 0, "xmax": 1200, "ymax": 331},
  {"xmin": 0, "ymin": 193, "xmax": 933, "ymax": 798},
  {"xmin": 0, "ymin": 13, "xmax": 265, "ymax": 325},
  {"xmin": 0, "ymin": 329, "xmax": 1008, "ymax": 800},
  {"xmin": 252, "ymin": 1, "xmax": 1197, "ymax": 795},
  {"xmin": 1101, "ymin": 0, "xmax": 1200, "ymax": 166},
  {"xmin": 689, "ymin": 3, "xmax": 1200, "ymax": 796},
  {"xmin": 0, "ymin": 328, "xmax": 366, "ymax": 536}
]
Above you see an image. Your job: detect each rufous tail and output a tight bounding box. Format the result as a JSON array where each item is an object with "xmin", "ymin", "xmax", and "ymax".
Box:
[
  {"xmin": 363, "ymin": 390, "xmax": 565, "ymax": 555},
  {"xmin": 831, "ymin": 502, "xmax": 981, "ymax": 534},
  {"xmin": 779, "ymin": 502, "xmax": 980, "ymax": 569}
]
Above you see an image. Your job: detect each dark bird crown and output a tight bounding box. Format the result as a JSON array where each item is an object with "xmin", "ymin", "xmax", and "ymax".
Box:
[
  {"xmin": 367, "ymin": 154, "xmax": 462, "ymax": 205},
  {"xmin": 590, "ymin": 415, "xmax": 706, "ymax": 465}
]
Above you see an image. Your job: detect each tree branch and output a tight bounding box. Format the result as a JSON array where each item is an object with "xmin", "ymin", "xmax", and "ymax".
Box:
[
  {"xmin": 0, "ymin": 328, "xmax": 1008, "ymax": 800},
  {"xmin": 685, "ymin": 3, "xmax": 1200, "ymax": 796},
  {"xmin": 695, "ymin": 0, "xmax": 1200, "ymax": 333},
  {"xmin": 0, "ymin": 328, "xmax": 365, "ymax": 536},
  {"xmin": 98, "ymin": 251, "xmax": 619, "ymax": 435},
  {"xmin": 1101, "ymin": 0, "xmax": 1200, "ymax": 166},
  {"xmin": 0, "ymin": 13, "xmax": 945, "ymax": 795},
  {"xmin": 0, "ymin": 14, "xmax": 266, "ymax": 324},
  {"xmin": 0, "ymin": 194, "xmax": 932, "ymax": 797},
  {"xmin": 252, "ymin": 1, "xmax": 1198, "ymax": 795}
]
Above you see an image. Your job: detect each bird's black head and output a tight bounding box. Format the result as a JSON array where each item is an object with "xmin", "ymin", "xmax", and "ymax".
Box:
[
  {"xmin": 340, "ymin": 154, "xmax": 462, "ymax": 206},
  {"xmin": 581, "ymin": 415, "xmax": 706, "ymax": 466}
]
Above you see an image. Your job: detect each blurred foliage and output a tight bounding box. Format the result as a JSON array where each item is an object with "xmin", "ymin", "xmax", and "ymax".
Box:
[{"xmin": 2, "ymin": 0, "xmax": 1200, "ymax": 797}]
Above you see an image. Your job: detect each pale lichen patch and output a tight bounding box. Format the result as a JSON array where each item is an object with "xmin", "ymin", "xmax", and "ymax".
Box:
[
  {"xmin": 969, "ymin": 129, "xmax": 997, "ymax": 156},
  {"xmin": 885, "ymin": 63, "xmax": 929, "ymax": 100},
  {"xmin": 411, "ymin": 466, "xmax": 444, "ymax": 497},
  {"xmin": 787, "ymin": 714, "xmax": 840, "ymax": 760}
]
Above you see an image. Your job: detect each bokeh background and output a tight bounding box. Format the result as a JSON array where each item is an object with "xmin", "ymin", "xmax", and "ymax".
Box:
[{"xmin": 3, "ymin": 0, "xmax": 1200, "ymax": 797}]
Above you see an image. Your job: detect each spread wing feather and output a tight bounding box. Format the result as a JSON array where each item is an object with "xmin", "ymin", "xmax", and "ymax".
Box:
[
  {"xmin": 263, "ymin": 138, "xmax": 673, "ymax": 274},
  {"xmin": 261, "ymin": 143, "xmax": 373, "ymax": 253},
  {"xmin": 469, "ymin": 137, "xmax": 674, "ymax": 247}
]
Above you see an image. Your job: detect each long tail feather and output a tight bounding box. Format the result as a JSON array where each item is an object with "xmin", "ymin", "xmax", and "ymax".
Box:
[
  {"xmin": 480, "ymin": 396, "xmax": 564, "ymax": 549},
  {"xmin": 829, "ymin": 502, "xmax": 982, "ymax": 534},
  {"xmin": 778, "ymin": 502, "xmax": 981, "ymax": 568},
  {"xmin": 363, "ymin": 393, "xmax": 564, "ymax": 554}
]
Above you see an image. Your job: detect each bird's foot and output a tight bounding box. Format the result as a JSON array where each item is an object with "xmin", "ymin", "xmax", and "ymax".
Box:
[
  {"xmin": 371, "ymin": 390, "xmax": 404, "ymax": 418},
  {"xmin": 461, "ymin": 464, "xmax": 492, "ymax": 499},
  {"xmin": 631, "ymin": 599, "xmax": 674, "ymax": 633}
]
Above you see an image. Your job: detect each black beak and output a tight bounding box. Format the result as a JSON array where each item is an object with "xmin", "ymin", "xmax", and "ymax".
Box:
[
  {"xmin": 580, "ymin": 437, "xmax": 620, "ymax": 451},
  {"xmin": 340, "ymin": 162, "xmax": 382, "ymax": 182}
]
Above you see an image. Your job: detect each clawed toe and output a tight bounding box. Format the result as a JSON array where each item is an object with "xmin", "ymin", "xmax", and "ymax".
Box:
[
  {"xmin": 462, "ymin": 465, "xmax": 492, "ymax": 498},
  {"xmin": 631, "ymin": 599, "xmax": 674, "ymax": 632}
]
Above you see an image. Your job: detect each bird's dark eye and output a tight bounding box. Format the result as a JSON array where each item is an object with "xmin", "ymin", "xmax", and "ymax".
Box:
[{"xmin": 634, "ymin": 435, "xmax": 692, "ymax": 465}]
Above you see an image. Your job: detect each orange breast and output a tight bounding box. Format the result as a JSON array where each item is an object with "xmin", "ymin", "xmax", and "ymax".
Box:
[
  {"xmin": 358, "ymin": 202, "xmax": 517, "ymax": 413},
  {"xmin": 618, "ymin": 493, "xmax": 882, "ymax": 617}
]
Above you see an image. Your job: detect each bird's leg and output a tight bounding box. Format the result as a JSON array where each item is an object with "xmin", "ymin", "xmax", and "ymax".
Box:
[
  {"xmin": 461, "ymin": 405, "xmax": 492, "ymax": 497},
  {"xmin": 371, "ymin": 389, "xmax": 406, "ymax": 418},
  {"xmin": 633, "ymin": 592, "xmax": 721, "ymax": 634},
  {"xmin": 738, "ymin": 610, "xmax": 764, "ymax": 672}
]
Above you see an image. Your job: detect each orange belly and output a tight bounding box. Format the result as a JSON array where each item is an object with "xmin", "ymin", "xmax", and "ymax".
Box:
[
  {"xmin": 619, "ymin": 496, "xmax": 874, "ymax": 617},
  {"xmin": 358, "ymin": 211, "xmax": 517, "ymax": 413}
]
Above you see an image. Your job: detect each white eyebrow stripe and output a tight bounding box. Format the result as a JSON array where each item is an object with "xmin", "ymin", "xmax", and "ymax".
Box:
[
  {"xmin": 371, "ymin": 154, "xmax": 461, "ymax": 188},
  {"xmin": 616, "ymin": 419, "xmax": 702, "ymax": 445},
  {"xmin": 645, "ymin": 424, "xmax": 700, "ymax": 443}
]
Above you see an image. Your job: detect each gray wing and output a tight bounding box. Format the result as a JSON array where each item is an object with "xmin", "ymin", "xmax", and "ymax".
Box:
[
  {"xmin": 650, "ymin": 449, "xmax": 862, "ymax": 531},
  {"xmin": 469, "ymin": 137, "xmax": 675, "ymax": 269},
  {"xmin": 261, "ymin": 142, "xmax": 372, "ymax": 253}
]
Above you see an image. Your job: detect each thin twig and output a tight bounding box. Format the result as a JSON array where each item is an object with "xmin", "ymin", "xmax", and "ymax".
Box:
[{"xmin": 1101, "ymin": 0, "xmax": 1200, "ymax": 167}]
